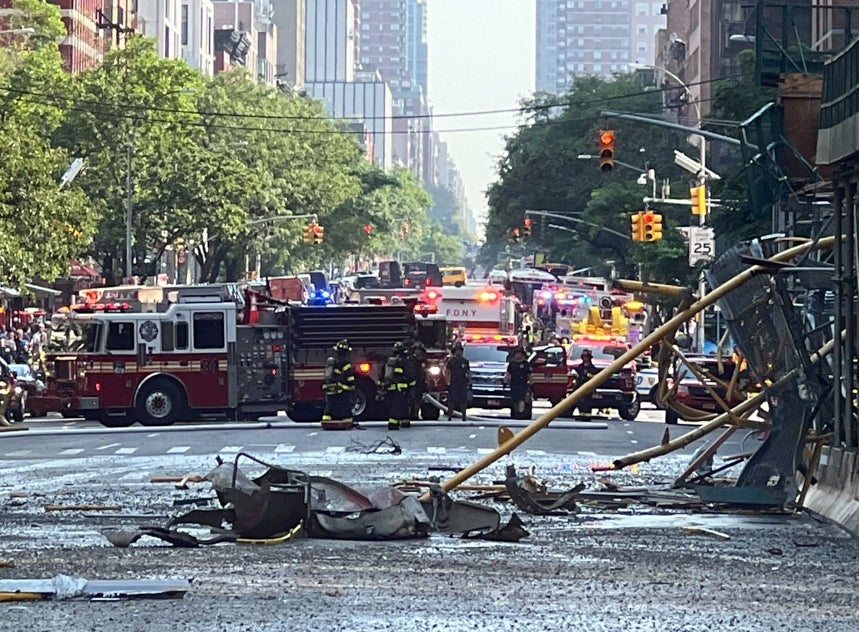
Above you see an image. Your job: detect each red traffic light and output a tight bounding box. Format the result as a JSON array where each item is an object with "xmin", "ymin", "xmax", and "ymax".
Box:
[
  {"xmin": 524, "ymin": 218, "xmax": 532, "ymax": 227},
  {"xmin": 642, "ymin": 210, "xmax": 655, "ymax": 224},
  {"xmin": 362, "ymin": 224, "xmax": 373, "ymax": 234},
  {"xmin": 599, "ymin": 131, "xmax": 615, "ymax": 146}
]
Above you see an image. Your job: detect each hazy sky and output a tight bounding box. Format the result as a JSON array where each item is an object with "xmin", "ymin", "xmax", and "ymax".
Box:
[{"xmin": 426, "ymin": 0, "xmax": 535, "ymax": 227}]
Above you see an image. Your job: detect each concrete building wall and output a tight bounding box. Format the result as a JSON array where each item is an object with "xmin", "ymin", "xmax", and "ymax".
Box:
[
  {"xmin": 137, "ymin": 0, "xmax": 183, "ymax": 60},
  {"xmin": 304, "ymin": 0, "xmax": 354, "ymax": 82},
  {"xmin": 181, "ymin": 0, "xmax": 216, "ymax": 76},
  {"xmin": 272, "ymin": 0, "xmax": 305, "ymax": 89}
]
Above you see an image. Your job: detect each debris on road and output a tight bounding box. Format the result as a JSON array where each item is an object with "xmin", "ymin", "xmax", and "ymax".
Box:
[
  {"xmin": 44, "ymin": 504, "xmax": 122, "ymax": 512},
  {"xmin": 0, "ymin": 559, "xmax": 14, "ymax": 568},
  {"xmin": 345, "ymin": 436, "xmax": 402, "ymax": 454},
  {"xmin": 0, "ymin": 575, "xmax": 192, "ymax": 601},
  {"xmin": 504, "ymin": 464, "xmax": 583, "ymax": 515},
  {"xmin": 105, "ymin": 452, "xmax": 527, "ymax": 547},
  {"xmin": 680, "ymin": 526, "xmax": 732, "ymax": 541}
]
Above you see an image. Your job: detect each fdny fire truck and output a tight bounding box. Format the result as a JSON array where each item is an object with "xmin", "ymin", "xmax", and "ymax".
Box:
[{"xmin": 34, "ymin": 284, "xmax": 446, "ymax": 427}]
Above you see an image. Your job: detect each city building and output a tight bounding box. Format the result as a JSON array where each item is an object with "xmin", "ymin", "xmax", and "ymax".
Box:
[
  {"xmin": 181, "ymin": 0, "xmax": 216, "ymax": 76},
  {"xmin": 136, "ymin": 0, "xmax": 183, "ymax": 61},
  {"xmin": 304, "ymin": 69, "xmax": 394, "ymax": 169},
  {"xmin": 212, "ymin": 1, "xmax": 277, "ymax": 86},
  {"xmin": 303, "ymin": 0, "xmax": 355, "ymax": 83},
  {"xmin": 535, "ymin": 0, "xmax": 666, "ymax": 94},
  {"xmin": 271, "ymin": 0, "xmax": 305, "ymax": 90}
]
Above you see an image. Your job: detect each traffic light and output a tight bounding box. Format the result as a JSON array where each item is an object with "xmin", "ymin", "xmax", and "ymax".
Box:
[
  {"xmin": 598, "ymin": 129, "xmax": 615, "ymax": 172},
  {"xmin": 522, "ymin": 218, "xmax": 532, "ymax": 239},
  {"xmin": 641, "ymin": 210, "xmax": 663, "ymax": 242},
  {"xmin": 302, "ymin": 223, "xmax": 314, "ymax": 244},
  {"xmin": 630, "ymin": 211, "xmax": 643, "ymax": 241},
  {"xmin": 362, "ymin": 224, "xmax": 373, "ymax": 235},
  {"xmin": 690, "ymin": 185, "xmax": 707, "ymax": 216},
  {"xmin": 507, "ymin": 227, "xmax": 521, "ymax": 243},
  {"xmin": 311, "ymin": 224, "xmax": 324, "ymax": 245}
]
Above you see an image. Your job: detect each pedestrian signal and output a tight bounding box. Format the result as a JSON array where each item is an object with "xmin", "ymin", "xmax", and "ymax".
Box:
[
  {"xmin": 630, "ymin": 211, "xmax": 643, "ymax": 241},
  {"xmin": 641, "ymin": 210, "xmax": 663, "ymax": 242},
  {"xmin": 690, "ymin": 186, "xmax": 707, "ymax": 216},
  {"xmin": 598, "ymin": 130, "xmax": 615, "ymax": 172}
]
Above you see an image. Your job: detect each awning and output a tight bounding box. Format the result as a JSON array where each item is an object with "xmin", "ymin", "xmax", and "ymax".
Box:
[
  {"xmin": 0, "ymin": 287, "xmax": 21, "ymax": 298},
  {"xmin": 24, "ymin": 283, "xmax": 61, "ymax": 297}
]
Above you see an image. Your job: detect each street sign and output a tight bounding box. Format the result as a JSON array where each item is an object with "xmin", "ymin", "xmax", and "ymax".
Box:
[{"xmin": 688, "ymin": 226, "xmax": 715, "ymax": 266}]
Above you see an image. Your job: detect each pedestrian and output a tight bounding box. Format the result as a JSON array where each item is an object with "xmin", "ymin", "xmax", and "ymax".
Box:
[
  {"xmin": 408, "ymin": 341, "xmax": 428, "ymax": 421},
  {"xmin": 321, "ymin": 339, "xmax": 356, "ymax": 430},
  {"xmin": 444, "ymin": 342, "xmax": 471, "ymax": 421},
  {"xmin": 383, "ymin": 341, "xmax": 415, "ymax": 430},
  {"xmin": 519, "ymin": 326, "xmax": 535, "ymax": 352},
  {"xmin": 505, "ymin": 346, "xmax": 533, "ymax": 419}
]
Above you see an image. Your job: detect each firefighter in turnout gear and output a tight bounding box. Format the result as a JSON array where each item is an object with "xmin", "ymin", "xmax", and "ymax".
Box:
[
  {"xmin": 321, "ymin": 339, "xmax": 356, "ymax": 430},
  {"xmin": 384, "ymin": 341, "xmax": 416, "ymax": 430}
]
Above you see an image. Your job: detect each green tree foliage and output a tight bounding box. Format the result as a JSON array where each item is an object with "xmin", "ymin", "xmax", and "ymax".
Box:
[
  {"xmin": 482, "ymin": 73, "xmax": 693, "ymax": 283},
  {"xmin": 0, "ymin": 0, "xmax": 94, "ymax": 287}
]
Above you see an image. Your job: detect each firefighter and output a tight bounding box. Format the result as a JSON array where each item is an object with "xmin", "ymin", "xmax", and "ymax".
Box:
[
  {"xmin": 574, "ymin": 348, "xmax": 598, "ymax": 416},
  {"xmin": 321, "ymin": 339, "xmax": 356, "ymax": 430},
  {"xmin": 383, "ymin": 341, "xmax": 415, "ymax": 430},
  {"xmin": 505, "ymin": 346, "xmax": 532, "ymax": 419},
  {"xmin": 408, "ymin": 341, "xmax": 428, "ymax": 421}
]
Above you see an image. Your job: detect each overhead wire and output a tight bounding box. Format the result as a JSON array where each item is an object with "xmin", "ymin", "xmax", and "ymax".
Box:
[{"xmin": 0, "ymin": 72, "xmax": 743, "ymax": 128}]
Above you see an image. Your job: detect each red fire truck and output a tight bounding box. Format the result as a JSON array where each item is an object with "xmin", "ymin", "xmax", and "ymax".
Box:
[{"xmin": 33, "ymin": 284, "xmax": 447, "ymax": 427}]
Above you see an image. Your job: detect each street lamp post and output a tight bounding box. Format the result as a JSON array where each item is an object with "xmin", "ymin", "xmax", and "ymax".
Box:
[{"xmin": 0, "ymin": 28, "xmax": 35, "ymax": 35}]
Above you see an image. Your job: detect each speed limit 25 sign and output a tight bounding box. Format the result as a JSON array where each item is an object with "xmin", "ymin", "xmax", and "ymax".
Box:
[{"xmin": 688, "ymin": 226, "xmax": 715, "ymax": 266}]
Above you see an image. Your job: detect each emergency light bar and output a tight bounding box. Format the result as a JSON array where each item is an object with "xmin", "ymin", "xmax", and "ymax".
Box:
[{"xmin": 71, "ymin": 302, "xmax": 132, "ymax": 313}]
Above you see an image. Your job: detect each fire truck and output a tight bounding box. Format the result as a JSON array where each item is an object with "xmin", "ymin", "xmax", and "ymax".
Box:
[
  {"xmin": 417, "ymin": 285, "xmax": 568, "ymax": 417},
  {"xmin": 33, "ymin": 284, "xmax": 447, "ymax": 427}
]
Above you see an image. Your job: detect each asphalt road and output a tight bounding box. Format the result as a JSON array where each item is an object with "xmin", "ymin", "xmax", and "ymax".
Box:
[
  {"xmin": 0, "ymin": 402, "xmax": 746, "ymax": 466},
  {"xmin": 3, "ymin": 404, "xmax": 857, "ymax": 631}
]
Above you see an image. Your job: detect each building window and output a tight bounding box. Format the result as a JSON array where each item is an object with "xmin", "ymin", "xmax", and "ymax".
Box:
[
  {"xmin": 637, "ymin": 25, "xmax": 647, "ymax": 35},
  {"xmin": 181, "ymin": 4, "xmax": 188, "ymax": 46},
  {"xmin": 635, "ymin": 2, "xmax": 648, "ymax": 15}
]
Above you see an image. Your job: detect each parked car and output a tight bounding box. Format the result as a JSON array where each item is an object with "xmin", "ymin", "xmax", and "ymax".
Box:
[
  {"xmin": 4, "ymin": 363, "xmax": 43, "ymax": 421},
  {"xmin": 440, "ymin": 266, "xmax": 468, "ymax": 287}
]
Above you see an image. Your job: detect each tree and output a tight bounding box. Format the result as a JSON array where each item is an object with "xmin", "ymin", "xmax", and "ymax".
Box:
[
  {"xmin": 0, "ymin": 0, "xmax": 94, "ymax": 287},
  {"xmin": 482, "ymin": 73, "xmax": 690, "ymax": 281}
]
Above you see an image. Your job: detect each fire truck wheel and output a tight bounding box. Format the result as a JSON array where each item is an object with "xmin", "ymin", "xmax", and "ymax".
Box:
[
  {"xmin": 136, "ymin": 380, "xmax": 185, "ymax": 426},
  {"xmin": 351, "ymin": 385, "xmax": 369, "ymax": 419},
  {"xmin": 288, "ymin": 404, "xmax": 322, "ymax": 423}
]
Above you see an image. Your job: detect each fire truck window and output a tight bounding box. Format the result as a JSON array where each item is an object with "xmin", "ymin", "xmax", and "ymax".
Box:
[
  {"xmin": 193, "ymin": 312, "xmax": 224, "ymax": 349},
  {"xmin": 176, "ymin": 322, "xmax": 189, "ymax": 349},
  {"xmin": 106, "ymin": 322, "xmax": 135, "ymax": 351}
]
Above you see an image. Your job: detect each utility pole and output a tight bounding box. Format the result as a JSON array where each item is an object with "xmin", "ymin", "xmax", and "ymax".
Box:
[{"xmin": 125, "ymin": 123, "xmax": 135, "ymax": 282}]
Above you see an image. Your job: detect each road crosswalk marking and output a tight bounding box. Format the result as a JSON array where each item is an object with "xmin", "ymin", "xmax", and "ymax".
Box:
[
  {"xmin": 427, "ymin": 447, "xmax": 446, "ymax": 454},
  {"xmin": 115, "ymin": 447, "xmax": 137, "ymax": 455},
  {"xmin": 58, "ymin": 448, "xmax": 84, "ymax": 456},
  {"xmin": 220, "ymin": 446, "xmax": 242, "ymax": 453},
  {"xmin": 275, "ymin": 444, "xmax": 296, "ymax": 453},
  {"xmin": 325, "ymin": 446, "xmax": 345, "ymax": 454},
  {"xmin": 96, "ymin": 443, "xmax": 121, "ymax": 451},
  {"xmin": 4, "ymin": 450, "xmax": 32, "ymax": 457},
  {"xmin": 167, "ymin": 446, "xmax": 190, "ymax": 454}
]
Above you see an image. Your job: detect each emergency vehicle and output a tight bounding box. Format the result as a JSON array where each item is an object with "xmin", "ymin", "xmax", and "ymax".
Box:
[
  {"xmin": 417, "ymin": 285, "xmax": 569, "ymax": 416},
  {"xmin": 33, "ymin": 284, "xmax": 444, "ymax": 427}
]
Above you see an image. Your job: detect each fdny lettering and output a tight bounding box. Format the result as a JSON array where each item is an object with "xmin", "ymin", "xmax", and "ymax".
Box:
[{"xmin": 445, "ymin": 308, "xmax": 478, "ymax": 317}]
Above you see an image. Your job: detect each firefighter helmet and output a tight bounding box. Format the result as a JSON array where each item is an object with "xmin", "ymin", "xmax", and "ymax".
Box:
[
  {"xmin": 393, "ymin": 341, "xmax": 407, "ymax": 355},
  {"xmin": 334, "ymin": 339, "xmax": 351, "ymax": 353},
  {"xmin": 580, "ymin": 348, "xmax": 593, "ymax": 360},
  {"xmin": 411, "ymin": 341, "xmax": 426, "ymax": 352}
]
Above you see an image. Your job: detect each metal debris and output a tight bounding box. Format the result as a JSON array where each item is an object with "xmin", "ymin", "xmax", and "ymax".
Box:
[
  {"xmin": 504, "ymin": 465, "xmax": 583, "ymax": 515},
  {"xmin": 0, "ymin": 575, "xmax": 192, "ymax": 601}
]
